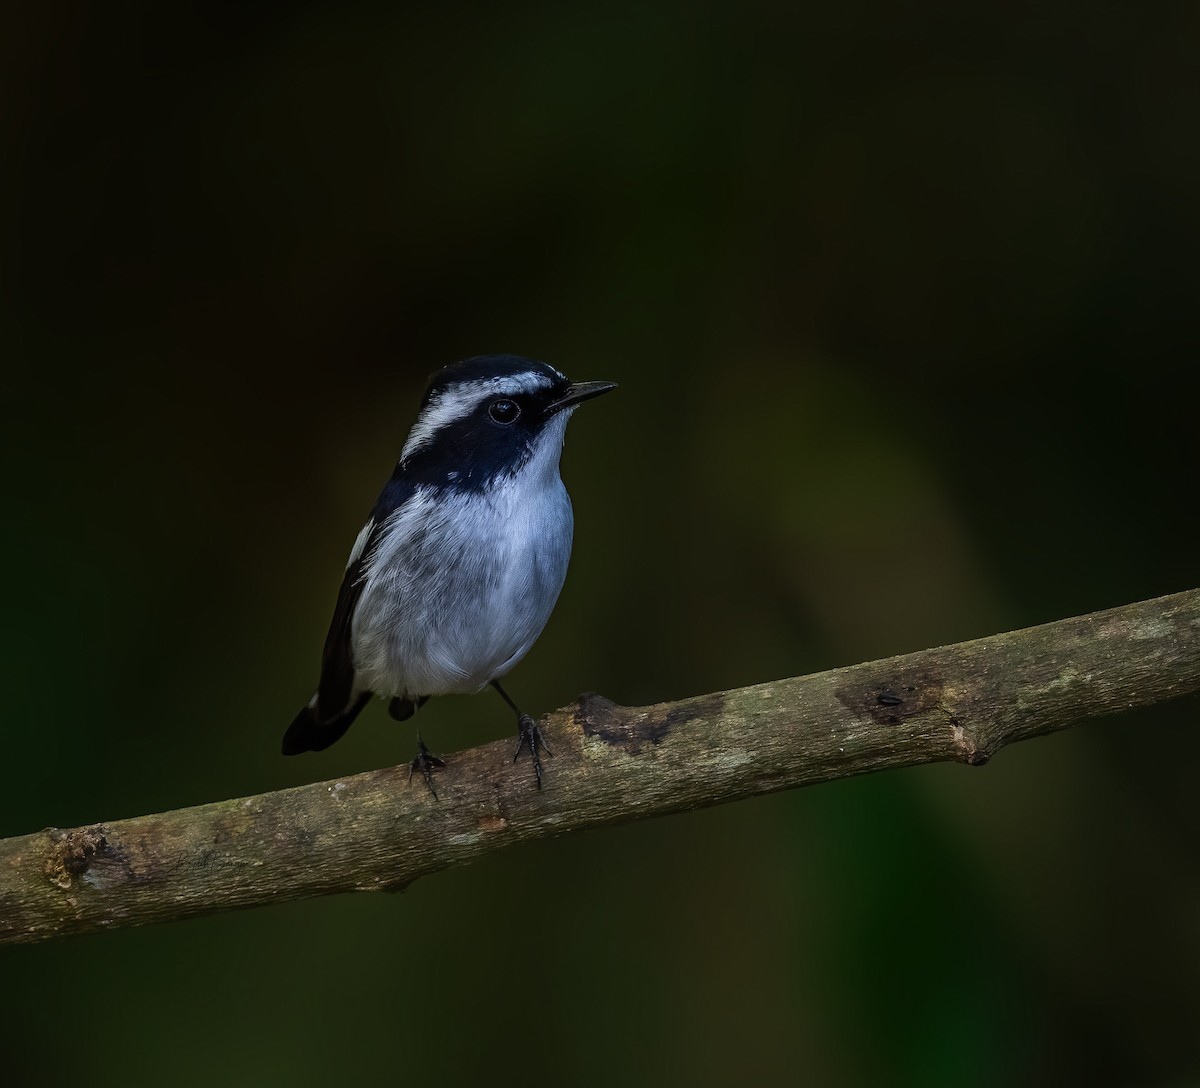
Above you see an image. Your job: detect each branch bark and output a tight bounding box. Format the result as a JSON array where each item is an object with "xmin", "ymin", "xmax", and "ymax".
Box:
[{"xmin": 2, "ymin": 590, "xmax": 1197, "ymax": 946}]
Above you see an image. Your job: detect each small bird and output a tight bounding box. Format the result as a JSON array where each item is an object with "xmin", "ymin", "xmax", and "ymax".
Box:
[{"xmin": 282, "ymin": 354, "xmax": 616, "ymax": 792}]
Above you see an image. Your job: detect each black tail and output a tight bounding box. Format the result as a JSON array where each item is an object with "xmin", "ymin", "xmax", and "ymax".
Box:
[{"xmin": 281, "ymin": 693, "xmax": 371, "ymax": 755}]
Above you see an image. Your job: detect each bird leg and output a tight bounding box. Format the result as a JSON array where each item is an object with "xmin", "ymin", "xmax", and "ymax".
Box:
[
  {"xmin": 492, "ymin": 681, "xmax": 552, "ymax": 788},
  {"xmin": 407, "ymin": 733, "xmax": 446, "ymax": 798},
  {"xmin": 514, "ymin": 714, "xmax": 553, "ymax": 788}
]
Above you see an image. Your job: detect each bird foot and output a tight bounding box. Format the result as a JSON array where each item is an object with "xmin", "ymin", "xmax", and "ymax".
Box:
[
  {"xmin": 407, "ymin": 735, "xmax": 446, "ymax": 798},
  {"xmin": 513, "ymin": 713, "xmax": 552, "ymax": 788}
]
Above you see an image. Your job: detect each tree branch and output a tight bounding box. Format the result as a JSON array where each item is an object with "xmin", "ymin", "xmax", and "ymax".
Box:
[{"xmin": 2, "ymin": 590, "xmax": 1197, "ymax": 946}]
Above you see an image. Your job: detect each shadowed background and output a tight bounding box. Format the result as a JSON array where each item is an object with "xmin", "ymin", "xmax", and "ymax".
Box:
[{"xmin": 4, "ymin": 2, "xmax": 1199, "ymax": 1085}]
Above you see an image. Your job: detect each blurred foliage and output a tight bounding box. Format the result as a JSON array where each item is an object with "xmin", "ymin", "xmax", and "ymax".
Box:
[{"xmin": 3, "ymin": 2, "xmax": 1199, "ymax": 1085}]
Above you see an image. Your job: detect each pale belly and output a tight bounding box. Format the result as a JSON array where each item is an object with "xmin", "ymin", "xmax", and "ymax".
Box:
[{"xmin": 350, "ymin": 482, "xmax": 574, "ymax": 699}]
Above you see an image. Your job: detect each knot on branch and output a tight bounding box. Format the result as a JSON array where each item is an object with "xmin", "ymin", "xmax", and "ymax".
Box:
[
  {"xmin": 834, "ymin": 669, "xmax": 995, "ymax": 764},
  {"xmin": 951, "ymin": 722, "xmax": 991, "ymax": 766},
  {"xmin": 575, "ymin": 693, "xmax": 669, "ymax": 754},
  {"xmin": 835, "ymin": 669, "xmax": 947, "ymax": 727},
  {"xmin": 574, "ymin": 691, "xmax": 725, "ymax": 754},
  {"xmin": 44, "ymin": 825, "xmax": 113, "ymax": 890}
]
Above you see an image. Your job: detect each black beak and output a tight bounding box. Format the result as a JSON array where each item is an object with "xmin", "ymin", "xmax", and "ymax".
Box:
[{"xmin": 548, "ymin": 380, "xmax": 618, "ymax": 413}]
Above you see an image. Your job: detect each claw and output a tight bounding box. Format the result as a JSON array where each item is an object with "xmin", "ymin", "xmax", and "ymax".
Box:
[
  {"xmin": 407, "ymin": 734, "xmax": 446, "ymax": 799},
  {"xmin": 513, "ymin": 713, "xmax": 552, "ymax": 788}
]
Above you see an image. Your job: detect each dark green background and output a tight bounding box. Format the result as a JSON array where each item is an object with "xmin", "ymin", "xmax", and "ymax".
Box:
[{"xmin": 4, "ymin": 3, "xmax": 1199, "ymax": 1085}]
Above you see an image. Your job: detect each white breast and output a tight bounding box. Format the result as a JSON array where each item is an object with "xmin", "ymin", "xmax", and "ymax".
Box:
[{"xmin": 350, "ymin": 418, "xmax": 576, "ymax": 700}]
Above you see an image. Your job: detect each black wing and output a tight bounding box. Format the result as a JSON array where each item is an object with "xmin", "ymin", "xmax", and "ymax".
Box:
[
  {"xmin": 280, "ymin": 519, "xmax": 378, "ymax": 756},
  {"xmin": 281, "ymin": 474, "xmax": 417, "ymax": 756},
  {"xmin": 315, "ymin": 541, "xmax": 372, "ymax": 719}
]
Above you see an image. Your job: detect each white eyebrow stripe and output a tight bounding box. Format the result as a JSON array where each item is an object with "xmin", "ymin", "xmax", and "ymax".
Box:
[
  {"xmin": 399, "ymin": 372, "xmax": 557, "ymax": 461},
  {"xmin": 495, "ymin": 372, "xmax": 556, "ymax": 395},
  {"xmin": 400, "ymin": 380, "xmax": 491, "ymax": 461}
]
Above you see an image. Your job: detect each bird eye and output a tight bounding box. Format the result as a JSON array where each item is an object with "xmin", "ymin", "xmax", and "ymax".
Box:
[{"xmin": 488, "ymin": 398, "xmax": 520, "ymax": 425}]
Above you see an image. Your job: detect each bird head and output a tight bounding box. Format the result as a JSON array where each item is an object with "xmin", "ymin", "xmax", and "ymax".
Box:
[{"xmin": 398, "ymin": 355, "xmax": 616, "ymax": 488}]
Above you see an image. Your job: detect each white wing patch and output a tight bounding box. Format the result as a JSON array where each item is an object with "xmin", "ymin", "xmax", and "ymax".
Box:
[{"xmin": 346, "ymin": 518, "xmax": 375, "ymax": 570}]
